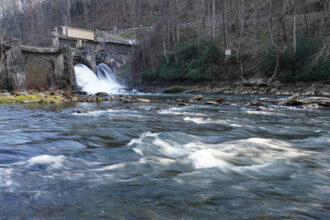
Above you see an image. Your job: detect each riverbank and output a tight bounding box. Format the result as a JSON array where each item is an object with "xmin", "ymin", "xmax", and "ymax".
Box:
[
  {"xmin": 138, "ymin": 81, "xmax": 330, "ymax": 97},
  {"xmin": 1, "ymin": 81, "xmax": 330, "ymax": 106},
  {"xmin": 0, "ymin": 91, "xmax": 111, "ymax": 104}
]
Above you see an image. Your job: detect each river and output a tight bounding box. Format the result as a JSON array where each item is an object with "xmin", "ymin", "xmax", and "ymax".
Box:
[{"xmin": 0, "ymin": 94, "xmax": 329, "ymax": 219}]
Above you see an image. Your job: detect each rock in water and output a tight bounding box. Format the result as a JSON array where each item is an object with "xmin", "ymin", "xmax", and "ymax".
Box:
[
  {"xmin": 302, "ymin": 104, "xmax": 320, "ymax": 109},
  {"xmin": 278, "ymin": 94, "xmax": 330, "ymax": 108},
  {"xmin": 299, "ymin": 97, "xmax": 330, "ymax": 107},
  {"xmin": 163, "ymin": 87, "xmax": 184, "ymax": 94},
  {"xmin": 72, "ymin": 91, "xmax": 88, "ymax": 96},
  {"xmin": 256, "ymin": 106, "xmax": 268, "ymax": 111},
  {"xmin": 136, "ymin": 98, "xmax": 151, "ymax": 103},
  {"xmin": 191, "ymin": 95, "xmax": 203, "ymax": 101},
  {"xmin": 216, "ymin": 97, "xmax": 225, "ymax": 104},
  {"xmin": 176, "ymin": 99, "xmax": 185, "ymax": 103},
  {"xmin": 250, "ymin": 99, "xmax": 266, "ymax": 107},
  {"xmin": 95, "ymin": 92, "xmax": 109, "ymax": 97},
  {"xmin": 279, "ymin": 93, "xmax": 301, "ymax": 106},
  {"xmin": 205, "ymin": 101, "xmax": 219, "ymax": 105}
]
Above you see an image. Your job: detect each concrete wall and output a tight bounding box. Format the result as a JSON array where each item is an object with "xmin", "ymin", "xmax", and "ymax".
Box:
[
  {"xmin": 0, "ymin": 40, "xmax": 25, "ymax": 91},
  {"xmin": 21, "ymin": 46, "xmax": 76, "ymax": 91},
  {"xmin": 0, "ymin": 42, "xmax": 76, "ymax": 91}
]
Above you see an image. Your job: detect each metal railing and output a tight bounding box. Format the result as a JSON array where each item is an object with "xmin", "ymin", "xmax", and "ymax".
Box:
[{"xmin": 95, "ymin": 31, "xmax": 137, "ymax": 45}]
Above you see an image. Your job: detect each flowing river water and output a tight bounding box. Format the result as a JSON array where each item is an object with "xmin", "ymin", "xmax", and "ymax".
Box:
[{"xmin": 0, "ymin": 94, "xmax": 329, "ymax": 219}]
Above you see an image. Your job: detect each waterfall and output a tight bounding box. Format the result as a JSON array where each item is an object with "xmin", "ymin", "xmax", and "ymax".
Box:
[{"xmin": 74, "ymin": 64, "xmax": 124, "ymax": 94}]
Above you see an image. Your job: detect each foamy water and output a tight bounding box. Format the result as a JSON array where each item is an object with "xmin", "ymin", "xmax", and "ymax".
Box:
[
  {"xmin": 26, "ymin": 155, "xmax": 66, "ymax": 170},
  {"xmin": 0, "ymin": 96, "xmax": 329, "ymax": 219},
  {"xmin": 74, "ymin": 64, "xmax": 124, "ymax": 94}
]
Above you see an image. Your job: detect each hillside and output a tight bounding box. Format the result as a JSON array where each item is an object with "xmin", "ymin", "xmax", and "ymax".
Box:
[{"xmin": 1, "ymin": 0, "xmax": 330, "ymax": 83}]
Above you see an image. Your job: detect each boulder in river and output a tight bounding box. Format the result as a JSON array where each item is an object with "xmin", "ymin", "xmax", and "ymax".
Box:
[
  {"xmin": 216, "ymin": 97, "xmax": 225, "ymax": 104},
  {"xmin": 279, "ymin": 93, "xmax": 301, "ymax": 106},
  {"xmin": 95, "ymin": 92, "xmax": 109, "ymax": 97}
]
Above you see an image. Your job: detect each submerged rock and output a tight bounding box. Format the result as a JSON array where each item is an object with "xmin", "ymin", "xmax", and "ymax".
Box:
[
  {"xmin": 74, "ymin": 110, "xmax": 92, "ymax": 114},
  {"xmin": 205, "ymin": 101, "xmax": 219, "ymax": 105},
  {"xmin": 256, "ymin": 106, "xmax": 268, "ymax": 111},
  {"xmin": 221, "ymin": 102, "xmax": 231, "ymax": 105},
  {"xmin": 123, "ymin": 99, "xmax": 133, "ymax": 104},
  {"xmin": 250, "ymin": 99, "xmax": 266, "ymax": 107},
  {"xmin": 176, "ymin": 98, "xmax": 185, "ymax": 103},
  {"xmin": 302, "ymin": 104, "xmax": 320, "ymax": 109}
]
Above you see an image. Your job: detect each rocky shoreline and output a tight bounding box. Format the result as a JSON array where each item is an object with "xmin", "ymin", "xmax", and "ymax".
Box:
[
  {"xmin": 1, "ymin": 81, "xmax": 330, "ymax": 111},
  {"xmin": 0, "ymin": 90, "xmax": 112, "ymax": 104},
  {"xmin": 140, "ymin": 81, "xmax": 330, "ymax": 97},
  {"xmin": 0, "ymin": 90, "xmax": 151, "ymax": 105}
]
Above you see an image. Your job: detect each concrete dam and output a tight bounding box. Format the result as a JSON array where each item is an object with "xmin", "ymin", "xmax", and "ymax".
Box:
[{"xmin": 0, "ymin": 27, "xmax": 134, "ymax": 91}]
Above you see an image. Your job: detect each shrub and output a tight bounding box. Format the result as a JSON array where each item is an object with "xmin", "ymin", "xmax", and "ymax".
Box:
[
  {"xmin": 158, "ymin": 38, "xmax": 223, "ymax": 82},
  {"xmin": 259, "ymin": 34, "xmax": 328, "ymax": 81}
]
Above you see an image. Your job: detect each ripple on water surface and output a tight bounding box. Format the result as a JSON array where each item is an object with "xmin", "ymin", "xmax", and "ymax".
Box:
[{"xmin": 0, "ymin": 98, "xmax": 329, "ymax": 219}]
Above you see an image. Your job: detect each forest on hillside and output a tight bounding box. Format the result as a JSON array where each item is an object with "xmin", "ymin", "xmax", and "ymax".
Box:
[{"xmin": 1, "ymin": 0, "xmax": 330, "ymax": 83}]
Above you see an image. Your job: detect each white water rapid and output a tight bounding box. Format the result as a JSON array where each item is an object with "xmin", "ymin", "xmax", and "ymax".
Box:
[{"xmin": 74, "ymin": 64, "xmax": 124, "ymax": 94}]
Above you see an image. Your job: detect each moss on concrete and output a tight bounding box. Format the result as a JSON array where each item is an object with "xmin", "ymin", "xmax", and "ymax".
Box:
[{"xmin": 0, "ymin": 93, "xmax": 65, "ymax": 104}]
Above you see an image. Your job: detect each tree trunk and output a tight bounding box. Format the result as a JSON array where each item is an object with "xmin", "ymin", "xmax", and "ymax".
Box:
[
  {"xmin": 212, "ymin": 0, "xmax": 216, "ymax": 38},
  {"xmin": 223, "ymin": 0, "xmax": 228, "ymax": 49},
  {"xmin": 280, "ymin": 16, "xmax": 297, "ymax": 78},
  {"xmin": 293, "ymin": 0, "xmax": 296, "ymax": 54},
  {"xmin": 67, "ymin": 0, "xmax": 71, "ymax": 26}
]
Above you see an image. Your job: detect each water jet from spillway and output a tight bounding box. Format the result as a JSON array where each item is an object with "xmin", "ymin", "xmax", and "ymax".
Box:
[{"xmin": 74, "ymin": 64, "xmax": 124, "ymax": 94}]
